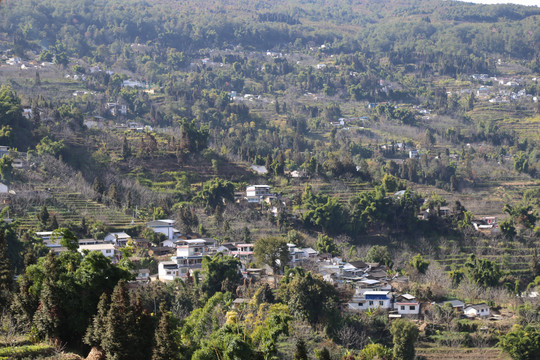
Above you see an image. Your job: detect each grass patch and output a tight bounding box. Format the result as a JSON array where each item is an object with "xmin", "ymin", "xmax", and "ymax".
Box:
[{"xmin": 0, "ymin": 343, "xmax": 54, "ymax": 359}]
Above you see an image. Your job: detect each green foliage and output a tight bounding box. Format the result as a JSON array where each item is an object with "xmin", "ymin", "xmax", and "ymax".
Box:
[
  {"xmin": 409, "ymin": 254, "xmax": 429, "ymax": 274},
  {"xmin": 35, "ymin": 136, "xmax": 65, "ymax": 157},
  {"xmin": 463, "ymin": 254, "xmax": 502, "ymax": 287},
  {"xmin": 358, "ymin": 343, "xmax": 393, "ymax": 360},
  {"xmin": 195, "ymin": 178, "xmax": 235, "ymax": 211},
  {"xmin": 153, "ymin": 303, "xmax": 180, "ymax": 360},
  {"xmin": 0, "ymin": 228, "xmax": 11, "ymax": 294},
  {"xmin": 293, "ymin": 338, "xmax": 309, "ymax": 360},
  {"xmin": 254, "ymin": 236, "xmax": 291, "ymax": 275},
  {"xmin": 382, "ymin": 173, "xmax": 400, "ymax": 193},
  {"xmin": 302, "ymin": 186, "xmax": 346, "ymax": 234},
  {"xmin": 0, "ymin": 85, "xmax": 33, "ymax": 149},
  {"xmin": 51, "ymin": 228, "xmax": 78, "ymax": 251},
  {"xmin": 200, "ymin": 254, "xmax": 241, "ymax": 299},
  {"xmin": 278, "ymin": 270, "xmax": 339, "ymax": 327},
  {"xmin": 32, "ymin": 279, "xmax": 62, "ymax": 341},
  {"xmin": 177, "ymin": 118, "xmax": 209, "ymax": 154},
  {"xmin": 499, "ymin": 325, "xmax": 540, "ymax": 360},
  {"xmin": 102, "ymin": 280, "xmax": 137, "ymax": 360},
  {"xmin": 315, "ymin": 234, "xmax": 339, "ymax": 256},
  {"xmin": 253, "ymin": 283, "xmax": 275, "ymax": 305},
  {"xmin": 177, "ymin": 204, "xmax": 199, "ymax": 234},
  {"xmin": 0, "ymin": 155, "xmax": 13, "ymax": 182},
  {"xmin": 390, "ymin": 318, "xmax": 419, "ymax": 360},
  {"xmin": 365, "ymin": 245, "xmax": 392, "ymax": 267},
  {"xmin": 0, "ymin": 344, "xmax": 54, "ymax": 358},
  {"xmin": 504, "ymin": 202, "xmax": 538, "ymax": 230},
  {"xmin": 84, "ymin": 292, "xmax": 109, "ymax": 347}
]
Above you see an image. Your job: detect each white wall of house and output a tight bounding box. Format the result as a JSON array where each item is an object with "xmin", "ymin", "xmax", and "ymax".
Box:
[
  {"xmin": 464, "ymin": 306, "xmax": 490, "ymax": 317},
  {"xmin": 395, "ymin": 302, "xmax": 420, "ymax": 315}
]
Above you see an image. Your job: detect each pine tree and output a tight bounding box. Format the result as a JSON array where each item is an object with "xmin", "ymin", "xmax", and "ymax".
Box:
[
  {"xmin": 152, "ymin": 303, "xmax": 179, "ymax": 360},
  {"xmin": 34, "ymin": 71, "xmax": 41, "ymax": 86},
  {"xmin": 37, "ymin": 205, "xmax": 49, "ymax": 229},
  {"xmin": 293, "ymin": 339, "xmax": 309, "ymax": 360},
  {"xmin": 32, "ymin": 279, "xmax": 62, "ymax": 341},
  {"xmin": 93, "ymin": 177, "xmax": 105, "ymax": 202},
  {"xmin": 49, "ymin": 214, "xmax": 59, "ymax": 231},
  {"xmin": 0, "ymin": 229, "xmax": 12, "ymax": 293},
  {"xmin": 122, "ymin": 136, "xmax": 131, "ymax": 159},
  {"xmin": 318, "ymin": 347, "xmax": 331, "ymax": 360},
  {"xmin": 84, "ymin": 292, "xmax": 110, "ymax": 347},
  {"xmin": 108, "ymin": 184, "xmax": 120, "ymax": 207},
  {"xmin": 102, "ymin": 280, "xmax": 135, "ymax": 360},
  {"xmin": 10, "ymin": 275, "xmax": 37, "ymax": 328},
  {"xmin": 132, "ymin": 296, "xmax": 154, "ymax": 360}
]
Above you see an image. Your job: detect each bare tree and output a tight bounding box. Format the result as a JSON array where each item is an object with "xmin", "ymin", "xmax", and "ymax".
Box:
[{"xmin": 335, "ymin": 325, "xmax": 368, "ymax": 349}]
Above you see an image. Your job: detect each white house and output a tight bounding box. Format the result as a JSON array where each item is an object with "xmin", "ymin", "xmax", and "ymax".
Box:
[
  {"xmin": 36, "ymin": 231, "xmax": 61, "ymax": 248},
  {"xmin": 158, "ymin": 261, "xmax": 183, "ymax": 281},
  {"xmin": 133, "ymin": 268, "xmax": 150, "ymax": 282},
  {"xmin": 464, "ymin": 303, "xmax": 490, "ymax": 318},
  {"xmin": 147, "ymin": 219, "xmax": 181, "ymax": 240},
  {"xmin": 78, "ymin": 239, "xmax": 101, "ymax": 246},
  {"xmin": 232, "ymin": 243, "xmax": 254, "ymax": 265},
  {"xmin": 158, "ymin": 239, "xmax": 210, "ymax": 281},
  {"xmin": 216, "ymin": 243, "xmax": 238, "ymax": 256},
  {"xmin": 349, "ymin": 290, "xmax": 393, "ymax": 311},
  {"xmin": 395, "ymin": 294, "xmax": 420, "ymax": 316},
  {"xmin": 104, "ymin": 232, "xmax": 131, "ymax": 247},
  {"xmin": 78, "ymin": 243, "xmax": 116, "ymax": 261},
  {"xmin": 246, "ymin": 185, "xmax": 271, "ymax": 203},
  {"xmin": 409, "ymin": 150, "xmax": 419, "ymax": 159}
]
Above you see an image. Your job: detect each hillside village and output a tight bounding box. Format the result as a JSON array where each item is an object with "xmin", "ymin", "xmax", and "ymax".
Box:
[{"xmin": 3, "ymin": 0, "xmax": 540, "ymax": 359}]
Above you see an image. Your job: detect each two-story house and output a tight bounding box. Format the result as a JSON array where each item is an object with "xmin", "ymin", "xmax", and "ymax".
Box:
[
  {"xmin": 147, "ymin": 219, "xmax": 182, "ymax": 241},
  {"xmin": 246, "ymin": 185, "xmax": 271, "ymax": 203},
  {"xmin": 158, "ymin": 239, "xmax": 208, "ymax": 281},
  {"xmin": 231, "ymin": 243, "xmax": 254, "ymax": 265}
]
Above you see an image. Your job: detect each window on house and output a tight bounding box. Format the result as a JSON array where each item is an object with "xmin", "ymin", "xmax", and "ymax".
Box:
[
  {"xmin": 106, "ymin": 250, "xmax": 112, "ymax": 253},
  {"xmin": 401, "ymin": 306, "xmax": 405, "ymax": 310},
  {"xmin": 166, "ymin": 271, "xmax": 171, "ymax": 275},
  {"xmin": 358, "ymin": 303, "xmax": 363, "ymax": 306},
  {"xmin": 379, "ymin": 301, "xmax": 384, "ymax": 306},
  {"xmin": 369, "ymin": 301, "xmax": 373, "ymax": 306},
  {"xmin": 410, "ymin": 306, "xmax": 416, "ymax": 311}
]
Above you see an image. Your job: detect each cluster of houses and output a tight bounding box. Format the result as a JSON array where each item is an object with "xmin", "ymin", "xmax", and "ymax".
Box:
[
  {"xmin": 318, "ymin": 258, "xmax": 492, "ymax": 319},
  {"xmin": 33, "ymin": 215, "xmax": 493, "ymax": 320}
]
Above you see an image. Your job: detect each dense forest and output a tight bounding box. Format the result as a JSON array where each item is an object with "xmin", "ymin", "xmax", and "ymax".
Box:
[{"xmin": 0, "ymin": 0, "xmax": 539, "ymax": 359}]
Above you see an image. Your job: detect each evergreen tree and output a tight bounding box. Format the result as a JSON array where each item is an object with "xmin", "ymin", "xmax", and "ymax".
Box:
[
  {"xmin": 152, "ymin": 303, "xmax": 179, "ymax": 360},
  {"xmin": 318, "ymin": 347, "xmax": 331, "ymax": 360},
  {"xmin": 93, "ymin": 177, "xmax": 105, "ymax": 202},
  {"xmin": 0, "ymin": 228, "xmax": 11, "ymax": 293},
  {"xmin": 37, "ymin": 205, "xmax": 49, "ymax": 229},
  {"xmin": 108, "ymin": 184, "xmax": 120, "ymax": 207},
  {"xmin": 253, "ymin": 283, "xmax": 275, "ymax": 305},
  {"xmin": 102, "ymin": 280, "xmax": 135, "ymax": 360},
  {"xmin": 10, "ymin": 275, "xmax": 37, "ymax": 328},
  {"xmin": 32, "ymin": 279, "xmax": 62, "ymax": 341},
  {"xmin": 132, "ymin": 296, "xmax": 154, "ymax": 360},
  {"xmin": 391, "ymin": 319, "xmax": 419, "ymax": 360},
  {"xmin": 49, "ymin": 214, "xmax": 59, "ymax": 230},
  {"xmin": 122, "ymin": 136, "xmax": 131, "ymax": 159},
  {"xmin": 293, "ymin": 339, "xmax": 309, "ymax": 360},
  {"xmin": 84, "ymin": 292, "xmax": 110, "ymax": 347}
]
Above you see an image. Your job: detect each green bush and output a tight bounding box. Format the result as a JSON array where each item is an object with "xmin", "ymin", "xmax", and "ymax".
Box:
[{"xmin": 0, "ymin": 344, "xmax": 54, "ymax": 358}]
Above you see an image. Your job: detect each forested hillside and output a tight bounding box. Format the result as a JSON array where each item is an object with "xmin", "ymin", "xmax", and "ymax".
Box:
[{"xmin": 0, "ymin": 0, "xmax": 539, "ymax": 359}]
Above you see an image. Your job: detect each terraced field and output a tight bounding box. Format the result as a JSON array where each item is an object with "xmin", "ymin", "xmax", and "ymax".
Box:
[{"xmin": 18, "ymin": 184, "xmax": 143, "ymax": 231}]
